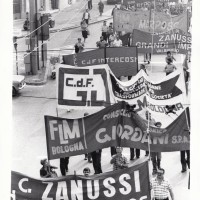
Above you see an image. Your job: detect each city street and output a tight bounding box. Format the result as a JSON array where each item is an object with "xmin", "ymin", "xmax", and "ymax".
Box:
[{"xmin": 11, "ymin": 0, "xmax": 191, "ymax": 200}]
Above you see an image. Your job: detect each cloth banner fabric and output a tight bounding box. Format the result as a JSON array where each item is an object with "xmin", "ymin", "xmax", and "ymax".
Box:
[
  {"xmin": 110, "ymin": 69, "xmax": 188, "ymax": 127},
  {"xmin": 132, "ymin": 29, "xmax": 191, "ymax": 54},
  {"xmin": 57, "ymin": 64, "xmax": 115, "ymax": 109},
  {"xmin": 122, "ymin": 0, "xmax": 179, "ymax": 7},
  {"xmin": 62, "ymin": 47, "xmax": 138, "ymax": 77},
  {"xmin": 45, "ymin": 101, "xmax": 190, "ymax": 160},
  {"xmin": 11, "ymin": 161, "xmax": 151, "ymax": 200},
  {"xmin": 113, "ymin": 9, "xmax": 188, "ymax": 33}
]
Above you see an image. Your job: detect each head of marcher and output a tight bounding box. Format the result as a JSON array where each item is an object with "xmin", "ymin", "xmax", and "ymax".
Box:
[
  {"xmin": 83, "ymin": 167, "xmax": 91, "ymax": 177},
  {"xmin": 154, "ymin": 122, "xmax": 162, "ymax": 128},
  {"xmin": 115, "ymin": 4, "xmax": 118, "ymax": 8},
  {"xmin": 78, "ymin": 38, "xmax": 82, "ymax": 43},
  {"xmin": 86, "ymin": 9, "xmax": 89, "ymax": 13},
  {"xmin": 116, "ymin": 147, "xmax": 123, "ymax": 155},
  {"xmin": 116, "ymin": 34, "xmax": 119, "ymax": 40},
  {"xmin": 167, "ymin": 51, "xmax": 171, "ymax": 57},
  {"xmin": 40, "ymin": 158, "xmax": 48, "ymax": 167},
  {"xmin": 103, "ymin": 21, "xmax": 106, "ymax": 26},
  {"xmin": 84, "ymin": 112, "xmax": 89, "ymax": 117},
  {"xmin": 100, "ymin": 36, "xmax": 104, "ymax": 41},
  {"xmin": 157, "ymin": 168, "xmax": 165, "ymax": 180}
]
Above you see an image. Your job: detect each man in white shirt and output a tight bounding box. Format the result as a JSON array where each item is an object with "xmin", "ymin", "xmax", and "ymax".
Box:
[
  {"xmin": 82, "ymin": 9, "xmax": 90, "ymax": 25},
  {"xmin": 113, "ymin": 34, "xmax": 122, "ymax": 47}
]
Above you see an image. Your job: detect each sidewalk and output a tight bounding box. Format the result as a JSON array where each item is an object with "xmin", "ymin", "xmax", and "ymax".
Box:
[{"xmin": 13, "ymin": 0, "xmax": 114, "ymax": 85}]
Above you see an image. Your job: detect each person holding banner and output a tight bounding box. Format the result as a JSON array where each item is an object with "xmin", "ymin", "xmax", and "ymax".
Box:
[
  {"xmin": 165, "ymin": 51, "xmax": 176, "ymax": 64},
  {"xmin": 96, "ymin": 36, "xmax": 108, "ymax": 48},
  {"xmin": 150, "ymin": 168, "xmax": 175, "ymax": 200},
  {"xmin": 74, "ymin": 38, "xmax": 84, "ymax": 53},
  {"xmin": 164, "ymin": 58, "xmax": 177, "ymax": 76},
  {"xmin": 110, "ymin": 147, "xmax": 129, "ymax": 170},
  {"xmin": 40, "ymin": 159, "xmax": 58, "ymax": 178}
]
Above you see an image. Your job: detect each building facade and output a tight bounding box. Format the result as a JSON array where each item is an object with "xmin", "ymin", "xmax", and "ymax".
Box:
[{"xmin": 13, "ymin": 0, "xmax": 72, "ymax": 20}]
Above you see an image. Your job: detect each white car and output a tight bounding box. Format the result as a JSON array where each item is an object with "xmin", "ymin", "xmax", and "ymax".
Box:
[{"xmin": 12, "ymin": 75, "xmax": 26, "ymax": 96}]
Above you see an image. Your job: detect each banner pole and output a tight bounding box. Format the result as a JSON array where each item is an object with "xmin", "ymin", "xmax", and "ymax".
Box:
[{"xmin": 56, "ymin": 107, "xmax": 58, "ymax": 117}]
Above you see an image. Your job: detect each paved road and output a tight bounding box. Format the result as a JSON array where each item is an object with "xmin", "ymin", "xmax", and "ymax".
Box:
[{"xmin": 12, "ymin": 9, "xmax": 190, "ymax": 200}]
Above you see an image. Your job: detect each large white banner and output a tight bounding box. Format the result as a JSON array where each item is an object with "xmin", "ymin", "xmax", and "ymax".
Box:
[
  {"xmin": 57, "ymin": 64, "xmax": 188, "ymax": 127},
  {"xmin": 110, "ymin": 69, "xmax": 188, "ymax": 127},
  {"xmin": 57, "ymin": 64, "xmax": 115, "ymax": 109}
]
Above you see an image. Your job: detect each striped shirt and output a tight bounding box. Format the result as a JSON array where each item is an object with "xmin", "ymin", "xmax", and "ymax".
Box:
[{"xmin": 151, "ymin": 178, "xmax": 172, "ymax": 200}]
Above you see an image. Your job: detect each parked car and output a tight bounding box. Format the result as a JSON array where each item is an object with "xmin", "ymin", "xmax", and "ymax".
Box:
[{"xmin": 12, "ymin": 75, "xmax": 26, "ymax": 96}]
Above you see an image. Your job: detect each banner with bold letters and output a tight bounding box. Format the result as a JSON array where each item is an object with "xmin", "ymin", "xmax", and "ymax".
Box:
[
  {"xmin": 45, "ymin": 101, "xmax": 190, "ymax": 159},
  {"xmin": 57, "ymin": 64, "xmax": 115, "ymax": 109},
  {"xmin": 132, "ymin": 29, "xmax": 191, "ymax": 54},
  {"xmin": 110, "ymin": 69, "xmax": 188, "ymax": 127},
  {"xmin": 11, "ymin": 161, "xmax": 151, "ymax": 200},
  {"xmin": 113, "ymin": 9, "xmax": 188, "ymax": 33},
  {"xmin": 62, "ymin": 47, "xmax": 138, "ymax": 77}
]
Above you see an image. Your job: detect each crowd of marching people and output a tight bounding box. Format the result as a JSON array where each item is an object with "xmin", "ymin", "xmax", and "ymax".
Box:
[{"xmin": 40, "ymin": 2, "xmax": 191, "ymax": 200}]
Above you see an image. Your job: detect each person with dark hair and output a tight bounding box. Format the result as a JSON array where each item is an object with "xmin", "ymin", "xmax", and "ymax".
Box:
[
  {"xmin": 81, "ymin": 20, "xmax": 89, "ymax": 42},
  {"xmin": 74, "ymin": 38, "xmax": 84, "ymax": 53},
  {"xmin": 165, "ymin": 51, "xmax": 176, "ymax": 63},
  {"xmin": 91, "ymin": 149, "xmax": 102, "ymax": 174},
  {"xmin": 151, "ymin": 168, "xmax": 175, "ymax": 200},
  {"xmin": 83, "ymin": 167, "xmax": 91, "ymax": 177},
  {"xmin": 164, "ymin": 58, "xmax": 177, "ymax": 75},
  {"xmin": 40, "ymin": 159, "xmax": 57, "ymax": 178},
  {"xmin": 110, "ymin": 147, "xmax": 128, "ymax": 170},
  {"xmin": 60, "ymin": 157, "xmax": 69, "ymax": 176},
  {"xmin": 96, "ymin": 36, "xmax": 108, "ymax": 48},
  {"xmin": 82, "ymin": 9, "xmax": 90, "ymax": 25}
]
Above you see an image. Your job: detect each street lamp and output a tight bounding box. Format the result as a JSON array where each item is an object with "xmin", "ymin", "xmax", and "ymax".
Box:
[{"xmin": 13, "ymin": 36, "xmax": 19, "ymax": 75}]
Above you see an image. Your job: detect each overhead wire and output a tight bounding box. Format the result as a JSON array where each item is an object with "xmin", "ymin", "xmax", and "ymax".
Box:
[
  {"xmin": 13, "ymin": 1, "xmax": 85, "ymax": 46},
  {"xmin": 14, "ymin": 0, "xmax": 88, "ymax": 63}
]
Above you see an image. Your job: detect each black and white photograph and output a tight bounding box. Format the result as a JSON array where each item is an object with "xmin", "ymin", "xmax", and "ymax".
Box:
[{"xmin": 1, "ymin": 0, "xmax": 200, "ymax": 199}]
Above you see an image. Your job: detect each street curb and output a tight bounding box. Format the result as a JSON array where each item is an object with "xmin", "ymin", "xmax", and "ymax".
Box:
[
  {"xmin": 25, "ymin": 66, "xmax": 48, "ymax": 86},
  {"xmin": 23, "ymin": 16, "xmax": 113, "ymax": 85}
]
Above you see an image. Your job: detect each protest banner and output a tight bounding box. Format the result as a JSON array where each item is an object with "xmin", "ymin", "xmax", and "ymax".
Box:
[
  {"xmin": 57, "ymin": 64, "xmax": 115, "ymax": 109},
  {"xmin": 113, "ymin": 9, "xmax": 188, "ymax": 33},
  {"xmin": 11, "ymin": 161, "xmax": 150, "ymax": 200},
  {"xmin": 45, "ymin": 101, "xmax": 189, "ymax": 159},
  {"xmin": 110, "ymin": 69, "xmax": 188, "ymax": 127},
  {"xmin": 62, "ymin": 47, "xmax": 138, "ymax": 77},
  {"xmin": 132, "ymin": 29, "xmax": 191, "ymax": 54},
  {"xmin": 122, "ymin": 0, "xmax": 179, "ymax": 8}
]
